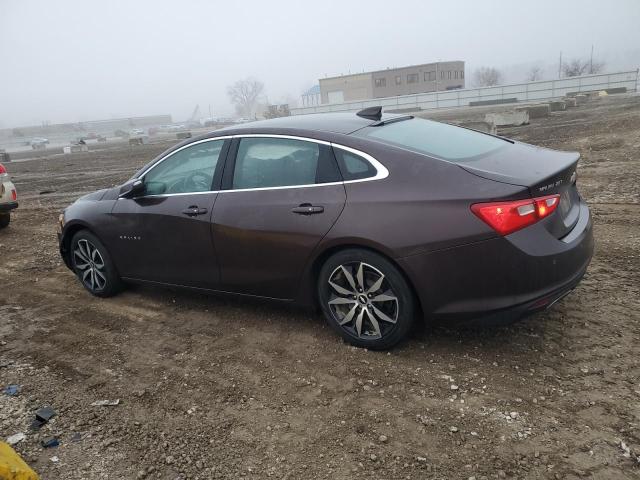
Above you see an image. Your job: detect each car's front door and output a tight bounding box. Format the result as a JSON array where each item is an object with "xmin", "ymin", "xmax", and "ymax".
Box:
[
  {"xmin": 109, "ymin": 138, "xmax": 229, "ymax": 289},
  {"xmin": 212, "ymin": 136, "xmax": 346, "ymax": 299}
]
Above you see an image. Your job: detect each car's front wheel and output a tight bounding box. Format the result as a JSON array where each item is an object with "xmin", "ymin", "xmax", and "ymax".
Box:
[
  {"xmin": 318, "ymin": 249, "xmax": 415, "ymax": 350},
  {"xmin": 0, "ymin": 213, "xmax": 10, "ymax": 229},
  {"xmin": 70, "ymin": 230, "xmax": 122, "ymax": 297}
]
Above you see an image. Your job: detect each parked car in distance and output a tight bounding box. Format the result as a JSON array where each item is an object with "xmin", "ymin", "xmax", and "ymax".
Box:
[
  {"xmin": 129, "ymin": 128, "xmax": 145, "ymax": 136},
  {"xmin": 30, "ymin": 137, "xmax": 49, "ymax": 150},
  {"xmin": 57, "ymin": 107, "xmax": 594, "ymax": 349},
  {"xmin": 0, "ymin": 163, "xmax": 18, "ymax": 228}
]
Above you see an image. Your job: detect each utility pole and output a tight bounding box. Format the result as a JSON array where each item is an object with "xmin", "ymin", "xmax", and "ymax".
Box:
[
  {"xmin": 558, "ymin": 51, "xmax": 562, "ymax": 79},
  {"xmin": 590, "ymin": 45, "xmax": 594, "ymax": 74}
]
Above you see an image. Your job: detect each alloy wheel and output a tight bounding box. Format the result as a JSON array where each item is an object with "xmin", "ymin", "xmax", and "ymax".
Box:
[
  {"xmin": 73, "ymin": 239, "xmax": 107, "ymax": 292},
  {"xmin": 327, "ymin": 262, "xmax": 399, "ymax": 340}
]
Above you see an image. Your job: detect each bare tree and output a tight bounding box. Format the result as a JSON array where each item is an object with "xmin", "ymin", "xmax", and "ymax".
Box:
[
  {"xmin": 526, "ymin": 65, "xmax": 544, "ymax": 82},
  {"xmin": 588, "ymin": 60, "xmax": 605, "ymax": 74},
  {"xmin": 563, "ymin": 58, "xmax": 605, "ymax": 77},
  {"xmin": 473, "ymin": 67, "xmax": 502, "ymax": 87},
  {"xmin": 227, "ymin": 78, "xmax": 265, "ymax": 118}
]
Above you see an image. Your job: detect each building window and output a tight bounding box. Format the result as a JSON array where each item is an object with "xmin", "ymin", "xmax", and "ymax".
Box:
[
  {"xmin": 424, "ymin": 71, "xmax": 436, "ymax": 81},
  {"xmin": 448, "ymin": 71, "xmax": 452, "ymax": 79},
  {"xmin": 407, "ymin": 73, "xmax": 419, "ymax": 84},
  {"xmin": 461, "ymin": 71, "xmax": 464, "ymax": 79},
  {"xmin": 441, "ymin": 71, "xmax": 444, "ymax": 79},
  {"xmin": 395, "ymin": 75, "xmax": 401, "ymax": 85},
  {"xmin": 375, "ymin": 78, "xmax": 386, "ymax": 88},
  {"xmin": 454, "ymin": 71, "xmax": 458, "ymax": 79}
]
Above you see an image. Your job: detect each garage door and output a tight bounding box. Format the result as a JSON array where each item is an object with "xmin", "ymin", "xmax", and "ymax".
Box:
[{"xmin": 327, "ymin": 90, "xmax": 344, "ymax": 104}]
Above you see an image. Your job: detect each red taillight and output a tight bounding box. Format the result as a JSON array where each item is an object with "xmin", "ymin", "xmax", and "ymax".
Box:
[
  {"xmin": 0, "ymin": 163, "xmax": 6, "ymax": 175},
  {"xmin": 471, "ymin": 194, "xmax": 560, "ymax": 236},
  {"xmin": 11, "ymin": 189, "xmax": 17, "ymax": 201}
]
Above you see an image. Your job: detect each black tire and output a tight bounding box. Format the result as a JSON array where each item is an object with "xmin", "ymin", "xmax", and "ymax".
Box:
[
  {"xmin": 0, "ymin": 213, "xmax": 9, "ymax": 229},
  {"xmin": 318, "ymin": 248, "xmax": 415, "ymax": 350},
  {"xmin": 70, "ymin": 230, "xmax": 122, "ymax": 297}
]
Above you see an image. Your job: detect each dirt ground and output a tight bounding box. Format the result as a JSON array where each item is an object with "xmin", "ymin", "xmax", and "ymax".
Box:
[{"xmin": 1, "ymin": 95, "xmax": 639, "ymax": 480}]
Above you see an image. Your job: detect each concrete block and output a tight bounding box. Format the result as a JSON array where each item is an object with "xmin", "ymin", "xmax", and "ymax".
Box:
[
  {"xmin": 564, "ymin": 97, "xmax": 577, "ymax": 107},
  {"xmin": 484, "ymin": 111, "xmax": 529, "ymax": 128},
  {"xmin": 457, "ymin": 120, "xmax": 498, "ymax": 135},
  {"xmin": 548, "ymin": 101, "xmax": 566, "ymax": 112},
  {"xmin": 63, "ymin": 145, "xmax": 88, "ymax": 154},
  {"xmin": 575, "ymin": 94, "xmax": 588, "ymax": 105},
  {"xmin": 469, "ymin": 98, "xmax": 518, "ymax": 107},
  {"xmin": 516, "ymin": 104, "xmax": 550, "ymax": 119},
  {"xmin": 605, "ymin": 87, "xmax": 627, "ymax": 94}
]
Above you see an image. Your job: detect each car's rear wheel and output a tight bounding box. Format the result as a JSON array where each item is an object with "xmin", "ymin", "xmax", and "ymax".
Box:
[
  {"xmin": 70, "ymin": 230, "xmax": 122, "ymax": 297},
  {"xmin": 318, "ymin": 249, "xmax": 415, "ymax": 350},
  {"xmin": 0, "ymin": 213, "xmax": 10, "ymax": 229}
]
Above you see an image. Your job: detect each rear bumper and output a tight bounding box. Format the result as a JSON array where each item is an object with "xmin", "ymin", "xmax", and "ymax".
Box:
[
  {"xmin": 0, "ymin": 201, "xmax": 18, "ymax": 213},
  {"xmin": 398, "ymin": 200, "xmax": 594, "ymax": 325}
]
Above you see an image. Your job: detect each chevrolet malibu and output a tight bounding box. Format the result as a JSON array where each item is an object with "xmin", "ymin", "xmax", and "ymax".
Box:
[{"xmin": 58, "ymin": 107, "xmax": 594, "ymax": 349}]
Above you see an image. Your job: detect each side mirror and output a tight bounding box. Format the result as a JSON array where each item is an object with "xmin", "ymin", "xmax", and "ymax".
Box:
[{"xmin": 119, "ymin": 179, "xmax": 145, "ymax": 199}]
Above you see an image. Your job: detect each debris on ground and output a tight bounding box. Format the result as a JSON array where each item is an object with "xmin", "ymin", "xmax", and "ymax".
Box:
[
  {"xmin": 2, "ymin": 384, "xmax": 20, "ymax": 396},
  {"xmin": 90, "ymin": 399, "xmax": 120, "ymax": 407},
  {"xmin": 41, "ymin": 437, "xmax": 59, "ymax": 449},
  {"xmin": 6, "ymin": 433, "xmax": 26, "ymax": 446}
]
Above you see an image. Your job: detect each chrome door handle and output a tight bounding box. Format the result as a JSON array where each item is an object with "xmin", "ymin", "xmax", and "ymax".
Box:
[
  {"xmin": 181, "ymin": 206, "xmax": 208, "ymax": 216},
  {"xmin": 291, "ymin": 204, "xmax": 324, "ymax": 215}
]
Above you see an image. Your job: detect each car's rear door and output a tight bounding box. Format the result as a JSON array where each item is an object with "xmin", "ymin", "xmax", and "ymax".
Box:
[
  {"xmin": 109, "ymin": 138, "xmax": 229, "ymax": 289},
  {"xmin": 212, "ymin": 135, "xmax": 346, "ymax": 299}
]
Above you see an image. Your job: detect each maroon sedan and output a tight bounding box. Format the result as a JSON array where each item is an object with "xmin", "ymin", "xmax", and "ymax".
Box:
[{"xmin": 58, "ymin": 107, "xmax": 593, "ymax": 349}]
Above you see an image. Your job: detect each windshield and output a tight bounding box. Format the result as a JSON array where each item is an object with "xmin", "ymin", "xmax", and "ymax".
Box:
[{"xmin": 355, "ymin": 118, "xmax": 508, "ymax": 162}]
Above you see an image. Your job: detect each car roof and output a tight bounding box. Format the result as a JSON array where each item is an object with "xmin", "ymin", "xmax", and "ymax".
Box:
[{"xmin": 217, "ymin": 112, "xmax": 408, "ymax": 135}]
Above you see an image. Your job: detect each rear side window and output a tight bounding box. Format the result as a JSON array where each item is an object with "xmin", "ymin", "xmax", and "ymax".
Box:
[
  {"xmin": 232, "ymin": 137, "xmax": 339, "ymax": 189},
  {"xmin": 356, "ymin": 118, "xmax": 507, "ymax": 162},
  {"xmin": 333, "ymin": 147, "xmax": 377, "ymax": 181}
]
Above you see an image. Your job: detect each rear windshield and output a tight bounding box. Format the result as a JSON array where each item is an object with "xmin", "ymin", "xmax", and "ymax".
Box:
[{"xmin": 355, "ymin": 118, "xmax": 507, "ymax": 162}]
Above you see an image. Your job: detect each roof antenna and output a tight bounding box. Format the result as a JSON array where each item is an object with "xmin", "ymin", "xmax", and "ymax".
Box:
[{"xmin": 356, "ymin": 106, "xmax": 382, "ymax": 121}]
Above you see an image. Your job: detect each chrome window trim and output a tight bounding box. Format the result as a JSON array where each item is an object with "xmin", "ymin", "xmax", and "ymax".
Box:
[
  {"xmin": 221, "ymin": 134, "xmax": 388, "ymax": 193},
  {"xmin": 135, "ymin": 136, "xmax": 232, "ymax": 179},
  {"xmin": 125, "ymin": 133, "xmax": 389, "ymax": 198}
]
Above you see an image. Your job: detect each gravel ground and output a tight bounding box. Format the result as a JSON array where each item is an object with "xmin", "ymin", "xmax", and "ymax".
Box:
[{"xmin": 1, "ymin": 94, "xmax": 639, "ymax": 479}]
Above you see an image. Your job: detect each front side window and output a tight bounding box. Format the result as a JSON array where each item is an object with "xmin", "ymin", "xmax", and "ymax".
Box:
[
  {"xmin": 355, "ymin": 118, "xmax": 507, "ymax": 162},
  {"xmin": 144, "ymin": 139, "xmax": 224, "ymax": 195},
  {"xmin": 232, "ymin": 137, "xmax": 328, "ymax": 189}
]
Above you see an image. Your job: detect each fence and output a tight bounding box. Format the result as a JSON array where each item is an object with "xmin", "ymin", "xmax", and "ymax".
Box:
[{"xmin": 291, "ymin": 70, "xmax": 639, "ymax": 116}]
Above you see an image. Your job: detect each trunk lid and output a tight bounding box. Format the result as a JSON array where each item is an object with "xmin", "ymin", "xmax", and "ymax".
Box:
[{"xmin": 460, "ymin": 142, "xmax": 581, "ymax": 238}]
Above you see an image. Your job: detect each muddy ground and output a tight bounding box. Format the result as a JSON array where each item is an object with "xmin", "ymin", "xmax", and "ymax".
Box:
[{"xmin": 1, "ymin": 95, "xmax": 639, "ymax": 480}]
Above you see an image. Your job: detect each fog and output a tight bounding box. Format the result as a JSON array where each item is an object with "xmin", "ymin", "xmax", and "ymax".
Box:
[{"xmin": 1, "ymin": 0, "xmax": 639, "ymax": 127}]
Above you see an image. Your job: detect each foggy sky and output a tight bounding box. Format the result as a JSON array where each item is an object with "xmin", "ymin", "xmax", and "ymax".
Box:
[{"xmin": 1, "ymin": 0, "xmax": 639, "ymax": 127}]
